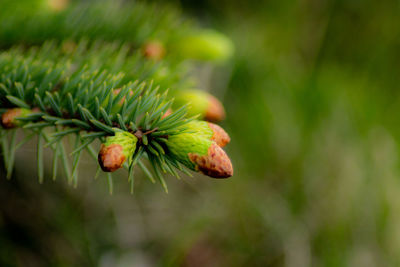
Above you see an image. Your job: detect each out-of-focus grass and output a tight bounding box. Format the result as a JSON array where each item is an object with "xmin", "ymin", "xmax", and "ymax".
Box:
[{"xmin": 153, "ymin": 0, "xmax": 400, "ymax": 266}]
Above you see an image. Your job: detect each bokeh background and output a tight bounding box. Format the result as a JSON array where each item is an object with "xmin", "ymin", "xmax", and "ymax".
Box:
[{"xmin": 2, "ymin": 0, "xmax": 400, "ymax": 266}]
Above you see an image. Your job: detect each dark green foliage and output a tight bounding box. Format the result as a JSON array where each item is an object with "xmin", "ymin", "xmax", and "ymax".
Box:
[
  {"xmin": 0, "ymin": 0, "xmax": 238, "ymax": 266},
  {"xmin": 0, "ymin": 43, "xmax": 200, "ymax": 191},
  {"xmin": 0, "ymin": 0, "xmax": 212, "ymax": 192},
  {"xmin": 0, "ymin": 0, "xmax": 192, "ymax": 49}
]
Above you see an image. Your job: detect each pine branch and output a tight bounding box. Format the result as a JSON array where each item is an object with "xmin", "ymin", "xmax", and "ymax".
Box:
[
  {"xmin": 1, "ymin": 0, "xmax": 233, "ymax": 121},
  {"xmin": 0, "ymin": 0, "xmax": 235, "ymax": 193},
  {"xmin": 0, "ymin": 0, "xmax": 234, "ymax": 63},
  {"xmin": 0, "ymin": 45, "xmax": 233, "ymax": 192},
  {"xmin": 0, "ymin": 0, "xmax": 191, "ymax": 49}
]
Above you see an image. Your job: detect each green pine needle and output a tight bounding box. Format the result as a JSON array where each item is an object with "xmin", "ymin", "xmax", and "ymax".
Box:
[{"xmin": 0, "ymin": 0, "xmax": 228, "ymax": 192}]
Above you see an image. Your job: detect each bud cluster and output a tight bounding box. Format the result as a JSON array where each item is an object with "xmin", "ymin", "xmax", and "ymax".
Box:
[{"xmin": 166, "ymin": 120, "xmax": 233, "ymax": 178}]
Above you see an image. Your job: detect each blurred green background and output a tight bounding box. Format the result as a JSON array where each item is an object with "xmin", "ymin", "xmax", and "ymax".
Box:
[{"xmin": 3, "ymin": 0, "xmax": 400, "ymax": 266}]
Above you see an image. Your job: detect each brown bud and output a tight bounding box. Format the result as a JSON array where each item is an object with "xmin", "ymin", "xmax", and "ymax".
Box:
[
  {"xmin": 98, "ymin": 144, "xmax": 126, "ymax": 172},
  {"xmin": 113, "ymin": 88, "xmax": 125, "ymax": 106},
  {"xmin": 161, "ymin": 108, "xmax": 173, "ymax": 119},
  {"xmin": 113, "ymin": 88, "xmax": 134, "ymax": 106},
  {"xmin": 204, "ymin": 94, "xmax": 225, "ymax": 122},
  {"xmin": 1, "ymin": 108, "xmax": 22, "ymax": 129},
  {"xmin": 189, "ymin": 143, "xmax": 233, "ymax": 178},
  {"xmin": 48, "ymin": 0, "xmax": 69, "ymax": 12},
  {"xmin": 208, "ymin": 123, "xmax": 230, "ymax": 147},
  {"xmin": 142, "ymin": 41, "xmax": 166, "ymax": 60}
]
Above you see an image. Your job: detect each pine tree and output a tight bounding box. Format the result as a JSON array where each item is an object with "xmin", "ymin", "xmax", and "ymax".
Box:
[{"xmin": 0, "ymin": 0, "xmax": 234, "ymax": 193}]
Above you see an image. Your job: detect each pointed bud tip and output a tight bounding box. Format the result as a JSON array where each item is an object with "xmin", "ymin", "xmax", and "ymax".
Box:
[
  {"xmin": 142, "ymin": 41, "xmax": 166, "ymax": 60},
  {"xmin": 98, "ymin": 144, "xmax": 126, "ymax": 172},
  {"xmin": 204, "ymin": 95, "xmax": 226, "ymax": 122},
  {"xmin": 48, "ymin": 0, "xmax": 69, "ymax": 12},
  {"xmin": 161, "ymin": 108, "xmax": 173, "ymax": 119},
  {"xmin": 189, "ymin": 143, "xmax": 233, "ymax": 178},
  {"xmin": 208, "ymin": 122, "xmax": 230, "ymax": 147}
]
